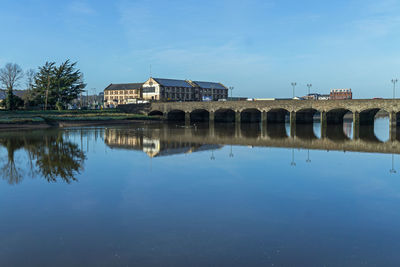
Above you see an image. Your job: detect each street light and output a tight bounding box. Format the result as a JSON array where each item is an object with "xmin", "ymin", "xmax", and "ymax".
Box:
[
  {"xmin": 392, "ymin": 79, "xmax": 398, "ymax": 99},
  {"xmin": 390, "ymin": 154, "xmax": 396, "ymax": 174},
  {"xmin": 291, "ymin": 148, "xmax": 296, "ymax": 166},
  {"xmin": 229, "ymin": 144, "xmax": 234, "ymax": 157},
  {"xmin": 306, "ymin": 149, "xmax": 311, "ymax": 163},
  {"xmin": 307, "ymin": 83, "xmax": 312, "ymax": 96},
  {"xmin": 291, "ymin": 82, "xmax": 297, "ymax": 98},
  {"xmin": 229, "ymin": 86, "xmax": 234, "ymax": 99}
]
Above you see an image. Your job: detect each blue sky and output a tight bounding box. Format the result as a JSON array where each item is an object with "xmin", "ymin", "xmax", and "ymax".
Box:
[{"xmin": 1, "ymin": 0, "xmax": 400, "ymax": 98}]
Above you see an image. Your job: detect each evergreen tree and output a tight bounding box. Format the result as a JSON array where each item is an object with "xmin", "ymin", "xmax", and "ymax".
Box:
[{"xmin": 32, "ymin": 60, "xmax": 86, "ymax": 110}]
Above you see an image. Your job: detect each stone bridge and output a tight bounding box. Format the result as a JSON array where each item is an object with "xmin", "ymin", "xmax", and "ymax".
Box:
[{"xmin": 120, "ymin": 99, "xmax": 400, "ymax": 139}]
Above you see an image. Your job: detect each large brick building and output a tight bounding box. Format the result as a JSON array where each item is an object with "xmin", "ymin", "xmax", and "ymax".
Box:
[{"xmin": 330, "ymin": 89, "xmax": 352, "ymax": 100}]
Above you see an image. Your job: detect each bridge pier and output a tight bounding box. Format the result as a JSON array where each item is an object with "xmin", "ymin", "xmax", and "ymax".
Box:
[
  {"xmin": 290, "ymin": 112, "xmax": 296, "ymax": 137},
  {"xmin": 261, "ymin": 111, "xmax": 267, "ymax": 137},
  {"xmin": 321, "ymin": 111, "xmax": 327, "ymax": 138},
  {"xmin": 185, "ymin": 112, "xmax": 190, "ymax": 126},
  {"xmin": 353, "ymin": 112, "xmax": 360, "ymax": 139},
  {"xmin": 261, "ymin": 111, "xmax": 268, "ymax": 125},
  {"xmin": 209, "ymin": 121, "xmax": 215, "ymax": 137},
  {"xmin": 209, "ymin": 111, "xmax": 215, "ymax": 123},
  {"xmin": 390, "ymin": 112, "xmax": 397, "ymax": 141},
  {"xmin": 162, "ymin": 112, "xmax": 168, "ymax": 121},
  {"xmin": 235, "ymin": 111, "xmax": 241, "ymax": 125}
]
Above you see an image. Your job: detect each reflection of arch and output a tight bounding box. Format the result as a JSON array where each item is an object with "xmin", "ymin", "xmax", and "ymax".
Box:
[
  {"xmin": 326, "ymin": 108, "xmax": 352, "ymax": 124},
  {"xmin": 167, "ymin": 110, "xmax": 185, "ymax": 121},
  {"xmin": 325, "ymin": 124, "xmax": 351, "ymax": 141},
  {"xmin": 359, "ymin": 124, "xmax": 382, "ymax": 143},
  {"xmin": 241, "ymin": 108, "xmax": 261, "ymax": 123},
  {"xmin": 190, "ymin": 109, "xmax": 209, "ymax": 122},
  {"xmin": 267, "ymin": 108, "xmax": 289, "ymax": 123},
  {"xmin": 296, "ymin": 108, "xmax": 319, "ymax": 124},
  {"xmin": 295, "ymin": 124, "xmax": 318, "ymax": 140},
  {"xmin": 359, "ymin": 108, "xmax": 388, "ymax": 125},
  {"xmin": 149, "ymin": 110, "xmax": 163, "ymax": 116},
  {"xmin": 266, "ymin": 123, "xmax": 289, "ymax": 139},
  {"xmin": 240, "ymin": 123, "xmax": 261, "ymax": 138},
  {"xmin": 215, "ymin": 109, "xmax": 235, "ymax": 122},
  {"xmin": 215, "ymin": 123, "xmax": 235, "ymax": 138}
]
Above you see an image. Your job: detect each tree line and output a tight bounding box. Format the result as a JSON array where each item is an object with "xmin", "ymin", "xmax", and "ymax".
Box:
[{"xmin": 0, "ymin": 60, "xmax": 86, "ymax": 110}]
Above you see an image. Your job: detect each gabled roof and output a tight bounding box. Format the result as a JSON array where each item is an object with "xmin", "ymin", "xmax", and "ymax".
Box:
[
  {"xmin": 193, "ymin": 81, "xmax": 227, "ymax": 90},
  {"xmin": 152, "ymin": 78, "xmax": 193, "ymax": 88},
  {"xmin": 104, "ymin": 83, "xmax": 143, "ymax": 91}
]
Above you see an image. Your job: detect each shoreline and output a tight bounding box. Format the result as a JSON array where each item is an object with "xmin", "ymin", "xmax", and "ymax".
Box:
[{"xmin": 0, "ymin": 118, "xmax": 162, "ymax": 130}]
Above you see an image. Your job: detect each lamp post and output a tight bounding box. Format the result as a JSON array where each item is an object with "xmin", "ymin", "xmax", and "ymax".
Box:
[
  {"xmin": 229, "ymin": 144, "xmax": 234, "ymax": 157},
  {"xmin": 291, "ymin": 82, "xmax": 297, "ymax": 99},
  {"xmin": 291, "ymin": 148, "xmax": 296, "ymax": 166},
  {"xmin": 392, "ymin": 79, "xmax": 398, "ymax": 99},
  {"xmin": 229, "ymin": 86, "xmax": 234, "ymax": 99},
  {"xmin": 307, "ymin": 83, "xmax": 312, "ymax": 96},
  {"xmin": 306, "ymin": 149, "xmax": 311, "ymax": 163},
  {"xmin": 390, "ymin": 154, "xmax": 396, "ymax": 174}
]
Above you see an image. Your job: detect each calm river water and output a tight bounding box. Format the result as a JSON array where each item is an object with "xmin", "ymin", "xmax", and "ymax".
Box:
[{"xmin": 1, "ymin": 119, "xmax": 400, "ymax": 266}]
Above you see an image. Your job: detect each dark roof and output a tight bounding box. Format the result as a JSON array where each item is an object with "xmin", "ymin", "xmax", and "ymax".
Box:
[
  {"xmin": 104, "ymin": 83, "xmax": 143, "ymax": 91},
  {"xmin": 193, "ymin": 81, "xmax": 227, "ymax": 90},
  {"xmin": 153, "ymin": 78, "xmax": 193, "ymax": 88},
  {"xmin": 0, "ymin": 90, "xmax": 5, "ymax": 100},
  {"xmin": 0, "ymin": 89, "xmax": 27, "ymax": 100}
]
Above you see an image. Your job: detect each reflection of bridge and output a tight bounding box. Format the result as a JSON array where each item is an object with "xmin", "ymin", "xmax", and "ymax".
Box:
[
  {"xmin": 118, "ymin": 122, "xmax": 400, "ymax": 155},
  {"xmin": 121, "ymin": 99, "xmax": 400, "ymax": 140}
]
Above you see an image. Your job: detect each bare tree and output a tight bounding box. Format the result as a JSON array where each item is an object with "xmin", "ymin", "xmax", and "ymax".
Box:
[
  {"xmin": 24, "ymin": 68, "xmax": 36, "ymax": 106},
  {"xmin": 25, "ymin": 68, "xmax": 36, "ymax": 90},
  {"xmin": 0, "ymin": 63, "xmax": 24, "ymax": 110},
  {"xmin": 0, "ymin": 63, "xmax": 24, "ymax": 90}
]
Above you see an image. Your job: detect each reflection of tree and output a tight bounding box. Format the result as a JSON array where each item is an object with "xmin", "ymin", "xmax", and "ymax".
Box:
[
  {"xmin": 0, "ymin": 130, "xmax": 85, "ymax": 185},
  {"xmin": 0, "ymin": 137, "xmax": 25, "ymax": 184}
]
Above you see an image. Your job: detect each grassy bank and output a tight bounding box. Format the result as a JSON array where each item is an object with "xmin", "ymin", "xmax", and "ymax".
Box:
[{"xmin": 0, "ymin": 109, "xmax": 160, "ymax": 125}]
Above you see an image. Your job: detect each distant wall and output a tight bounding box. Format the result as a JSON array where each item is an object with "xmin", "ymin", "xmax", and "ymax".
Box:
[{"xmin": 118, "ymin": 103, "xmax": 151, "ymax": 114}]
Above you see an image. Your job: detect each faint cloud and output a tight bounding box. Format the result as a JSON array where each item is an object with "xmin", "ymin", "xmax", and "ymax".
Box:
[
  {"xmin": 355, "ymin": 16, "xmax": 400, "ymax": 37},
  {"xmin": 68, "ymin": 1, "xmax": 96, "ymax": 15}
]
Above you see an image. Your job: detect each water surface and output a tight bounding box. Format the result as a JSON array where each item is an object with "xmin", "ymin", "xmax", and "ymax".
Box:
[{"xmin": 0, "ymin": 120, "xmax": 400, "ymax": 266}]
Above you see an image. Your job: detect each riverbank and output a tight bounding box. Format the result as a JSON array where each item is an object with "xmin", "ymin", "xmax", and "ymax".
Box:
[{"xmin": 0, "ymin": 110, "xmax": 162, "ymax": 129}]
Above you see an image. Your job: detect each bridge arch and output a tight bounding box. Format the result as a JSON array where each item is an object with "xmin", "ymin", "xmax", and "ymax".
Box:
[
  {"xmin": 358, "ymin": 108, "xmax": 391, "ymax": 142},
  {"xmin": 326, "ymin": 108, "xmax": 353, "ymax": 124},
  {"xmin": 267, "ymin": 108, "xmax": 289, "ymax": 123},
  {"xmin": 190, "ymin": 109, "xmax": 209, "ymax": 122},
  {"xmin": 215, "ymin": 108, "xmax": 235, "ymax": 123},
  {"xmin": 167, "ymin": 109, "xmax": 185, "ymax": 121},
  {"xmin": 241, "ymin": 108, "xmax": 261, "ymax": 123},
  {"xmin": 148, "ymin": 110, "xmax": 163, "ymax": 116},
  {"xmin": 296, "ymin": 108, "xmax": 320, "ymax": 124}
]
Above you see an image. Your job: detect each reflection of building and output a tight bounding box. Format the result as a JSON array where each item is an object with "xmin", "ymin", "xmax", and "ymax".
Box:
[
  {"xmin": 142, "ymin": 77, "xmax": 228, "ymax": 101},
  {"xmin": 104, "ymin": 129, "xmax": 143, "ymax": 150},
  {"xmin": 104, "ymin": 128, "xmax": 222, "ymax": 157},
  {"xmin": 330, "ymin": 89, "xmax": 352, "ymax": 100},
  {"xmin": 103, "ymin": 83, "xmax": 143, "ymax": 107}
]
